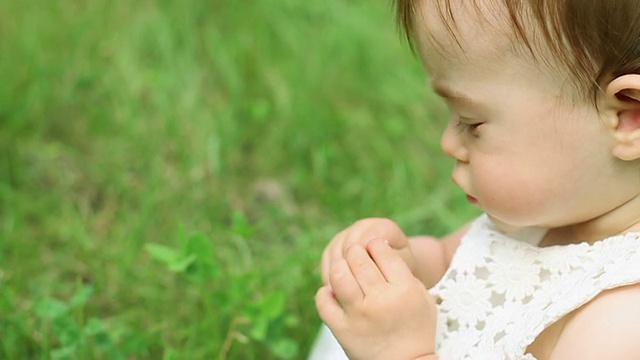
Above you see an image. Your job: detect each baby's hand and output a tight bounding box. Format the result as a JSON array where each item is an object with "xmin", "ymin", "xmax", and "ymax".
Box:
[
  {"xmin": 316, "ymin": 238, "xmax": 437, "ymax": 360},
  {"xmin": 320, "ymin": 218, "xmax": 417, "ymax": 286}
]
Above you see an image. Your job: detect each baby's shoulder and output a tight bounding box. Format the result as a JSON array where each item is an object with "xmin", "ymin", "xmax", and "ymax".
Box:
[{"xmin": 552, "ymin": 283, "xmax": 640, "ymax": 359}]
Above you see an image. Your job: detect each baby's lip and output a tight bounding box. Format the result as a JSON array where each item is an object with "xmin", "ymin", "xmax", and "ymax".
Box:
[{"xmin": 451, "ymin": 171, "xmax": 477, "ymax": 204}]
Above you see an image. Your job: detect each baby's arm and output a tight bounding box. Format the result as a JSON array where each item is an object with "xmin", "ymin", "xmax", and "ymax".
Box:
[
  {"xmin": 408, "ymin": 223, "xmax": 471, "ymax": 288},
  {"xmin": 547, "ymin": 284, "xmax": 640, "ymax": 360},
  {"xmin": 315, "ymin": 238, "xmax": 438, "ymax": 360}
]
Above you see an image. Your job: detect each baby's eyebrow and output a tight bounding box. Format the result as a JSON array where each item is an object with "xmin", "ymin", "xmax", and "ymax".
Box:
[{"xmin": 431, "ymin": 81, "xmax": 478, "ymax": 108}]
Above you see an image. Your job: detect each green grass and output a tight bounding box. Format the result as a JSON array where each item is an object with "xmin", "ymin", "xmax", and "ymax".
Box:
[{"xmin": 0, "ymin": 0, "xmax": 479, "ymax": 358}]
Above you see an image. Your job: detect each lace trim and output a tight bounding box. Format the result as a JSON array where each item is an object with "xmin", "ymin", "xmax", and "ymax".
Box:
[{"xmin": 430, "ymin": 215, "xmax": 640, "ymax": 360}]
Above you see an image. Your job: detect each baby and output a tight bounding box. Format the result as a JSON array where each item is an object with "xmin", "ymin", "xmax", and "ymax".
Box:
[{"xmin": 312, "ymin": 0, "xmax": 640, "ymax": 359}]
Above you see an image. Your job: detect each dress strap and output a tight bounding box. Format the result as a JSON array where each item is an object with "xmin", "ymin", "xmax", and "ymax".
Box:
[{"xmin": 515, "ymin": 232, "xmax": 640, "ymax": 356}]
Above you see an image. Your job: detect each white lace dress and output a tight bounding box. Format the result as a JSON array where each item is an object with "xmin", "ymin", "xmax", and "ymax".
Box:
[{"xmin": 309, "ymin": 214, "xmax": 640, "ymax": 360}]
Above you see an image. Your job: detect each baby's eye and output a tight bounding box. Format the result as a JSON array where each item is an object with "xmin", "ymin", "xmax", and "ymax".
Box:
[{"xmin": 455, "ymin": 118, "xmax": 484, "ymax": 135}]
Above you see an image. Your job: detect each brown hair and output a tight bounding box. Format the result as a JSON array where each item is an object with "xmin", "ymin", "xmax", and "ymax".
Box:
[{"xmin": 395, "ymin": 0, "xmax": 640, "ymax": 101}]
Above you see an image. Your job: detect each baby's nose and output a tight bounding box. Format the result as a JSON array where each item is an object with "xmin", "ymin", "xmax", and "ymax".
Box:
[{"xmin": 440, "ymin": 125, "xmax": 469, "ymax": 162}]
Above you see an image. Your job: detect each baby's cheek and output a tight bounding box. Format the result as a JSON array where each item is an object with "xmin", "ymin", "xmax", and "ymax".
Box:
[{"xmin": 475, "ymin": 173, "xmax": 540, "ymax": 224}]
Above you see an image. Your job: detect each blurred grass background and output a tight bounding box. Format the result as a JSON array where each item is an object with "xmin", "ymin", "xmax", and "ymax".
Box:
[{"xmin": 0, "ymin": 0, "xmax": 478, "ymax": 358}]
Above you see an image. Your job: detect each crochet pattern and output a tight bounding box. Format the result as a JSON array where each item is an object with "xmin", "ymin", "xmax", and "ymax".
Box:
[{"xmin": 430, "ymin": 215, "xmax": 640, "ymax": 360}]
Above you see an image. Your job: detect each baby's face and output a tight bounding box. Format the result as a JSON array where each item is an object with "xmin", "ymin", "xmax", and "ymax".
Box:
[{"xmin": 412, "ymin": 0, "xmax": 633, "ymax": 230}]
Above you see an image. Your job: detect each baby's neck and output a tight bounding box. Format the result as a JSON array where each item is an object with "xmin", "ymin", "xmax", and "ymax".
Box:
[{"xmin": 541, "ymin": 195, "xmax": 640, "ymax": 247}]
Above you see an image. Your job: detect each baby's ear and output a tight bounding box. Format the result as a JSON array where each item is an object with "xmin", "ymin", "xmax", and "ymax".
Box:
[{"xmin": 604, "ymin": 74, "xmax": 640, "ymax": 161}]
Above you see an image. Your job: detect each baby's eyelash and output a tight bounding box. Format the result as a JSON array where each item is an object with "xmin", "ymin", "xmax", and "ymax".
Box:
[{"xmin": 455, "ymin": 120, "xmax": 483, "ymax": 134}]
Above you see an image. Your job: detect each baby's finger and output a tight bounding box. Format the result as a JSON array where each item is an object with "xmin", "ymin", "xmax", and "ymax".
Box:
[
  {"xmin": 366, "ymin": 238, "xmax": 415, "ymax": 283},
  {"xmin": 322, "ymin": 230, "xmax": 348, "ymax": 284},
  {"xmin": 345, "ymin": 243, "xmax": 387, "ymax": 296},
  {"xmin": 340, "ymin": 232, "xmax": 362, "ymax": 258},
  {"xmin": 329, "ymin": 258, "xmax": 364, "ymax": 306},
  {"xmin": 348, "ymin": 218, "xmax": 407, "ymax": 250},
  {"xmin": 315, "ymin": 285, "xmax": 345, "ymax": 328},
  {"xmin": 331, "ymin": 230, "xmax": 352, "ymax": 266}
]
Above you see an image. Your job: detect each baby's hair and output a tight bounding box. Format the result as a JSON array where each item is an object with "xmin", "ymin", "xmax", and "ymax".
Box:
[{"xmin": 395, "ymin": 0, "xmax": 640, "ymax": 102}]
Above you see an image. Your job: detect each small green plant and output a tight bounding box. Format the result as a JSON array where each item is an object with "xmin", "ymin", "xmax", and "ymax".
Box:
[
  {"xmin": 145, "ymin": 230, "xmax": 220, "ymax": 282},
  {"xmin": 242, "ymin": 291, "xmax": 299, "ymax": 359},
  {"xmin": 146, "ymin": 212, "xmax": 299, "ymax": 359},
  {"xmin": 33, "ymin": 284, "xmax": 124, "ymax": 359}
]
